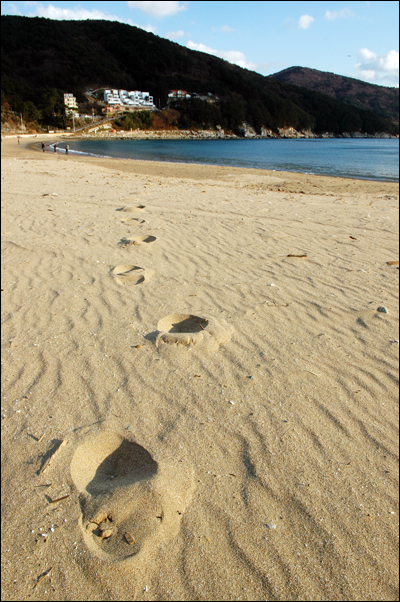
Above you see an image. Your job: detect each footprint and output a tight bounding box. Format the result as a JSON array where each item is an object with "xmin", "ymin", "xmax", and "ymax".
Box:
[
  {"xmin": 120, "ymin": 217, "xmax": 146, "ymax": 226},
  {"xmin": 118, "ymin": 235, "xmax": 156, "ymax": 247},
  {"xmin": 70, "ymin": 429, "xmax": 195, "ymax": 564},
  {"xmin": 117, "ymin": 205, "xmax": 146, "ymax": 213},
  {"xmin": 111, "ymin": 265, "xmax": 153, "ymax": 285},
  {"xmin": 156, "ymin": 313, "xmax": 234, "ymax": 352}
]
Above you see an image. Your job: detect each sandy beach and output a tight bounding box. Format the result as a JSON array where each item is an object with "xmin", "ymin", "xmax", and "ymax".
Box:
[{"xmin": 1, "ymin": 135, "xmax": 399, "ymax": 601}]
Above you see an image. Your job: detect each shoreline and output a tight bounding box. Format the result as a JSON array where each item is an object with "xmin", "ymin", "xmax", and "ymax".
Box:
[{"xmin": 10, "ymin": 134, "xmax": 400, "ymax": 185}]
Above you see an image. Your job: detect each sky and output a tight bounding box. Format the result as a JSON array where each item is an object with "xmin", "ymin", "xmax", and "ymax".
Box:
[{"xmin": 1, "ymin": 1, "xmax": 399, "ymax": 87}]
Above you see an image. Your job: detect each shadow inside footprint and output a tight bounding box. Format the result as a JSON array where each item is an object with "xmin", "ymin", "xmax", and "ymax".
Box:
[
  {"xmin": 111, "ymin": 265, "xmax": 151, "ymax": 285},
  {"xmin": 117, "ymin": 205, "xmax": 146, "ymax": 212},
  {"xmin": 155, "ymin": 313, "xmax": 233, "ymax": 352},
  {"xmin": 86, "ymin": 439, "xmax": 158, "ymax": 496},
  {"xmin": 158, "ymin": 314, "xmax": 209, "ymax": 334},
  {"xmin": 155, "ymin": 314, "xmax": 208, "ymax": 347},
  {"xmin": 71, "ymin": 433, "xmax": 158, "ymax": 496},
  {"xmin": 120, "ymin": 217, "xmax": 146, "ymax": 226},
  {"xmin": 118, "ymin": 236, "xmax": 156, "ymax": 247}
]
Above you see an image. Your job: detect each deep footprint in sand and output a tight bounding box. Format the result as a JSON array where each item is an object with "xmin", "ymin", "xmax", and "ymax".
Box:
[
  {"xmin": 117, "ymin": 205, "xmax": 146, "ymax": 213},
  {"xmin": 155, "ymin": 313, "xmax": 234, "ymax": 352},
  {"xmin": 70, "ymin": 429, "xmax": 194, "ymax": 563},
  {"xmin": 120, "ymin": 217, "xmax": 146, "ymax": 226},
  {"xmin": 111, "ymin": 264, "xmax": 153, "ymax": 285},
  {"xmin": 118, "ymin": 235, "xmax": 157, "ymax": 247}
]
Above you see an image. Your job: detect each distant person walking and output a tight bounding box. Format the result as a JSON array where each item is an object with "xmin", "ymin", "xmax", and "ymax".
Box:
[
  {"xmin": 54, "ymin": 143, "xmax": 57, "ymax": 153},
  {"xmin": 65, "ymin": 144, "xmax": 69, "ymax": 155},
  {"xmin": 17, "ymin": 136, "xmax": 20, "ymax": 145},
  {"xmin": 41, "ymin": 142, "xmax": 45, "ymax": 152}
]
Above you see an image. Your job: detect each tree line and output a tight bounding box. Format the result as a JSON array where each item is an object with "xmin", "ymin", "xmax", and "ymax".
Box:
[{"xmin": 1, "ymin": 15, "xmax": 398, "ymax": 136}]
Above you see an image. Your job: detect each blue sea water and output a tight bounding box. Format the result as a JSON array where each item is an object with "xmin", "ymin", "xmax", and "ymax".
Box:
[{"xmin": 57, "ymin": 138, "xmax": 399, "ymax": 182}]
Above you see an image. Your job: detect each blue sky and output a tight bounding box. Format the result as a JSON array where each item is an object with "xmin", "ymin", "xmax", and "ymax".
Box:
[{"xmin": 1, "ymin": 1, "xmax": 399, "ymax": 87}]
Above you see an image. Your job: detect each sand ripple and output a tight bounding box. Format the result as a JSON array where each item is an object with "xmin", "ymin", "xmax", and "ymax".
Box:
[{"xmin": 1, "ymin": 143, "xmax": 398, "ymax": 601}]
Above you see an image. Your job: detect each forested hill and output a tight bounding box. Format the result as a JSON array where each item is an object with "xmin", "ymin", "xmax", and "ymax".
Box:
[
  {"xmin": 270, "ymin": 66, "xmax": 399, "ymax": 125},
  {"xmin": 1, "ymin": 15, "xmax": 398, "ymax": 136}
]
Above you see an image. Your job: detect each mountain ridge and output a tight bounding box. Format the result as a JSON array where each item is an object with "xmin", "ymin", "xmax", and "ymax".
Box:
[
  {"xmin": 270, "ymin": 66, "xmax": 399, "ymax": 125},
  {"xmin": 1, "ymin": 15, "xmax": 398, "ymax": 136}
]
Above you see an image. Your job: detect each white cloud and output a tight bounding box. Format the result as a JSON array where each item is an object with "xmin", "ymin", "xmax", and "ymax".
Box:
[
  {"xmin": 187, "ymin": 41, "xmax": 257, "ymax": 70},
  {"xmin": 22, "ymin": 2, "xmax": 129, "ymax": 22},
  {"xmin": 220, "ymin": 25, "xmax": 235, "ymax": 33},
  {"xmin": 16, "ymin": 2, "xmax": 155, "ymax": 31},
  {"xmin": 167, "ymin": 30, "xmax": 185, "ymax": 39},
  {"xmin": 358, "ymin": 69, "xmax": 376, "ymax": 81},
  {"xmin": 358, "ymin": 48, "xmax": 377, "ymax": 64},
  {"xmin": 127, "ymin": 1, "xmax": 188, "ymax": 18},
  {"xmin": 7, "ymin": 2, "xmax": 22, "ymax": 14},
  {"xmin": 325, "ymin": 9, "xmax": 353, "ymax": 20},
  {"xmin": 355, "ymin": 48, "xmax": 399, "ymax": 86},
  {"xmin": 211, "ymin": 25, "xmax": 235, "ymax": 33},
  {"xmin": 298, "ymin": 14, "xmax": 314, "ymax": 29},
  {"xmin": 140, "ymin": 23, "xmax": 157, "ymax": 33}
]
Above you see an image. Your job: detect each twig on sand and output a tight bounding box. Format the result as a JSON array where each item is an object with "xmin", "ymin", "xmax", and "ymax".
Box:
[
  {"xmin": 304, "ymin": 370, "xmax": 320, "ymax": 377},
  {"xmin": 49, "ymin": 494, "xmax": 70, "ymax": 504},
  {"xmin": 33, "ymin": 567, "xmax": 53, "ymax": 589}
]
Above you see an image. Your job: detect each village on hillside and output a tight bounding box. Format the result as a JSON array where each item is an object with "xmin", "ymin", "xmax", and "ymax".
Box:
[
  {"xmin": 2, "ymin": 85, "xmax": 396, "ymax": 139},
  {"xmin": 63, "ymin": 90, "xmax": 156, "ymax": 120},
  {"xmin": 63, "ymin": 88, "xmax": 220, "ymax": 120}
]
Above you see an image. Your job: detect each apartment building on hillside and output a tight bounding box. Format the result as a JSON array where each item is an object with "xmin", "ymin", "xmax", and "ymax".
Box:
[
  {"xmin": 103, "ymin": 89, "xmax": 155, "ymax": 109},
  {"xmin": 64, "ymin": 93, "xmax": 80, "ymax": 118},
  {"xmin": 168, "ymin": 90, "xmax": 191, "ymax": 100}
]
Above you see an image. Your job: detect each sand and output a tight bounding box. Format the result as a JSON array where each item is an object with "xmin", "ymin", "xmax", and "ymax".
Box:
[{"xmin": 1, "ymin": 135, "xmax": 399, "ymax": 601}]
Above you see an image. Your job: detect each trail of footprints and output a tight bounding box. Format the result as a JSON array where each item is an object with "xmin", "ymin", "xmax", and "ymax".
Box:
[
  {"xmin": 69, "ymin": 198, "xmax": 233, "ymax": 565},
  {"xmin": 112, "ymin": 205, "xmax": 154, "ymax": 284}
]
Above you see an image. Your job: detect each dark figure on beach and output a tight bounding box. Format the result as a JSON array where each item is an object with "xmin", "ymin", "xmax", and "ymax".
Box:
[
  {"xmin": 65, "ymin": 144, "xmax": 69, "ymax": 155},
  {"xmin": 17, "ymin": 136, "xmax": 20, "ymax": 145},
  {"xmin": 41, "ymin": 142, "xmax": 45, "ymax": 152},
  {"xmin": 54, "ymin": 143, "xmax": 57, "ymax": 153}
]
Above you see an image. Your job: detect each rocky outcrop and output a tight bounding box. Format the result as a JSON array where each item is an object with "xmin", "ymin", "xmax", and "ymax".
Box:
[
  {"xmin": 77, "ymin": 126, "xmax": 398, "ymax": 141},
  {"xmin": 236, "ymin": 123, "xmax": 257, "ymax": 138},
  {"xmin": 260, "ymin": 128, "xmax": 276, "ymax": 138},
  {"xmin": 278, "ymin": 126, "xmax": 303, "ymax": 138},
  {"xmin": 80, "ymin": 128, "xmax": 239, "ymax": 140}
]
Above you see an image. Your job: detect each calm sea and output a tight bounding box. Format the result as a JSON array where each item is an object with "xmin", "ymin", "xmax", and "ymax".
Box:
[{"xmin": 57, "ymin": 138, "xmax": 399, "ymax": 182}]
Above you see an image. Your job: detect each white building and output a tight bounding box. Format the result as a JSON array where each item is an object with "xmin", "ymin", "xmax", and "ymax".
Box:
[
  {"xmin": 168, "ymin": 90, "xmax": 191, "ymax": 100},
  {"xmin": 64, "ymin": 93, "xmax": 78, "ymax": 108},
  {"xmin": 64, "ymin": 93, "xmax": 79, "ymax": 118},
  {"xmin": 103, "ymin": 89, "xmax": 155, "ymax": 109},
  {"xmin": 103, "ymin": 89, "xmax": 120, "ymax": 105}
]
